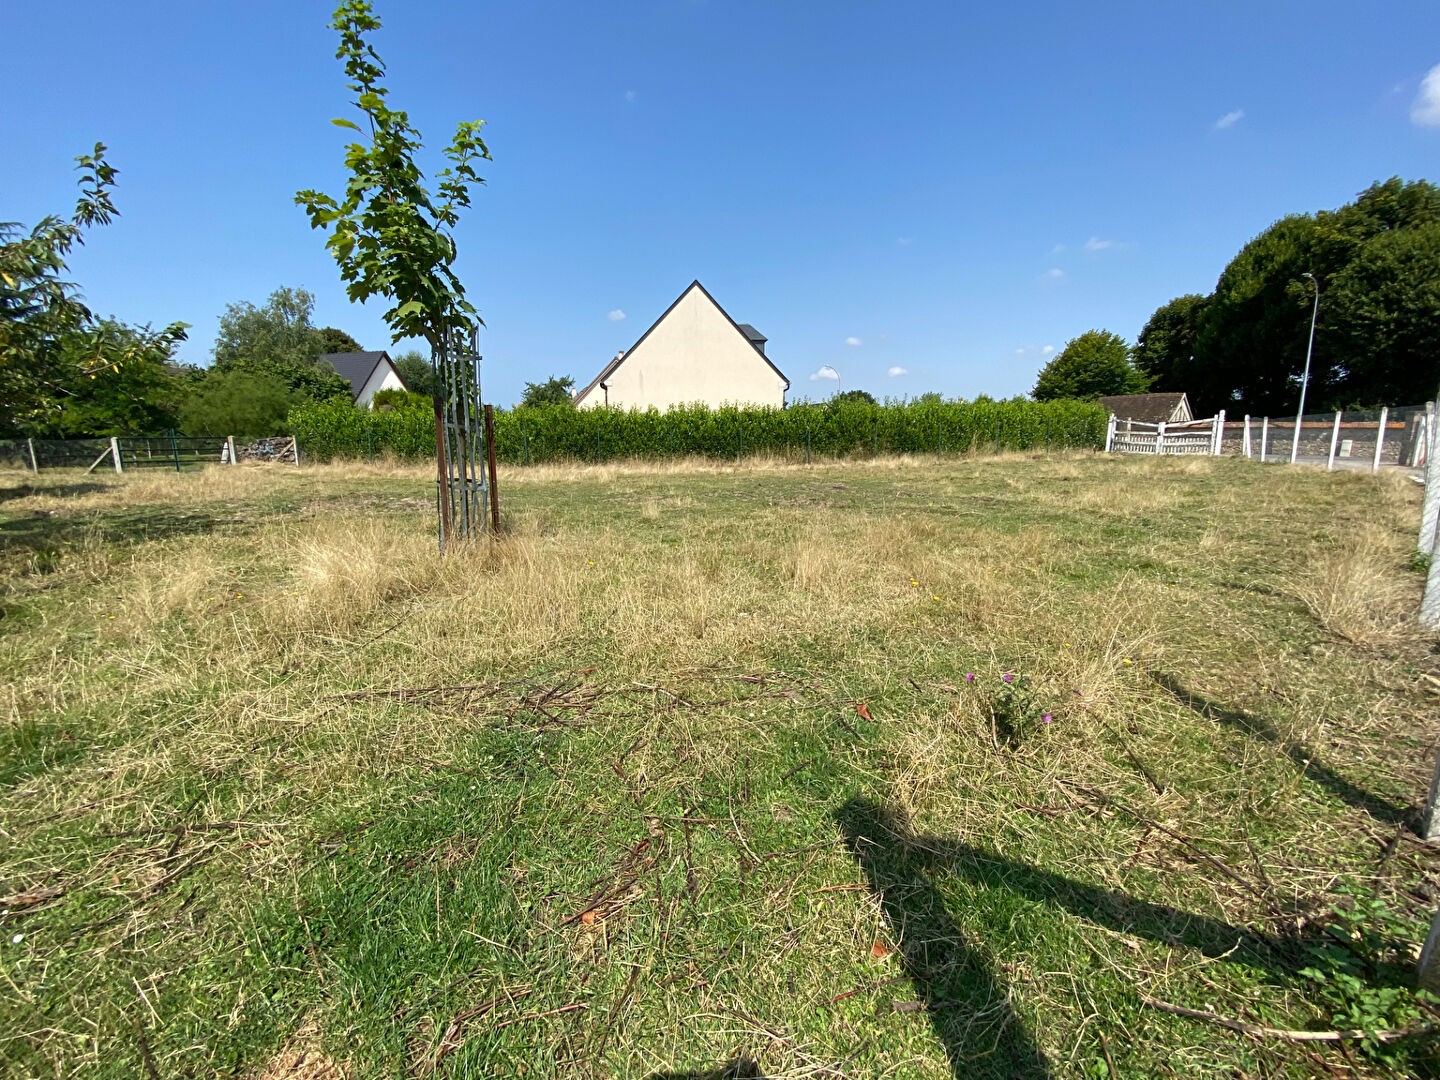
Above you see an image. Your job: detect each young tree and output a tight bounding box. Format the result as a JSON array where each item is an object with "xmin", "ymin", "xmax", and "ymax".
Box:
[
  {"xmin": 0, "ymin": 144, "xmax": 187, "ymax": 436},
  {"xmin": 519, "ymin": 375, "xmax": 576, "ymax": 408},
  {"xmin": 297, "ymin": 0, "xmax": 492, "ymax": 544},
  {"xmin": 833, "ymin": 389, "xmax": 879, "ymax": 406},
  {"xmin": 1033, "ymin": 331, "xmax": 1148, "ymax": 401}
]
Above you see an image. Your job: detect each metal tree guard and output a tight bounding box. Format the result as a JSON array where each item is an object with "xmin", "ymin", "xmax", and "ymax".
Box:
[{"xmin": 432, "ymin": 325, "xmax": 490, "ymax": 549}]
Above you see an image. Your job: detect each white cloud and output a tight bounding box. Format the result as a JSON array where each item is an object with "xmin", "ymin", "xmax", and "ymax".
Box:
[
  {"xmin": 1083, "ymin": 237, "xmax": 1115, "ymax": 252},
  {"xmin": 1214, "ymin": 108, "xmax": 1245, "ymax": 130},
  {"xmin": 895, "ymin": 237, "xmax": 914, "ymax": 246},
  {"xmin": 1050, "ymin": 243, "xmax": 1067, "ymax": 256},
  {"xmin": 624, "ymin": 89, "xmax": 638, "ymax": 104},
  {"xmin": 1412, "ymin": 64, "xmax": 1440, "ymax": 127},
  {"xmin": 887, "ymin": 366, "xmax": 908, "ymax": 378},
  {"xmin": 1013, "ymin": 344, "xmax": 1055, "ymax": 357},
  {"xmin": 1044, "ymin": 344, "xmax": 1054, "ymax": 354},
  {"xmin": 607, "ymin": 309, "xmax": 626, "ymax": 322},
  {"xmin": 844, "ymin": 336, "xmax": 862, "ymax": 347},
  {"xmin": 810, "ymin": 365, "xmax": 840, "ymax": 382},
  {"xmin": 1041, "ymin": 268, "xmax": 1066, "ymax": 280}
]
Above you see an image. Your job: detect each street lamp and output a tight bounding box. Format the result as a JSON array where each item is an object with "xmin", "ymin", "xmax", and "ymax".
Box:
[{"xmin": 1290, "ymin": 271, "xmax": 1321, "ymax": 464}]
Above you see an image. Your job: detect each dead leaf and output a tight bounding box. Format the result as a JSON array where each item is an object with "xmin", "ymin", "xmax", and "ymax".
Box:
[
  {"xmin": 580, "ymin": 909, "xmax": 598, "ymax": 925},
  {"xmin": 854, "ymin": 702, "xmax": 873, "ymax": 722},
  {"xmin": 870, "ymin": 940, "xmax": 890, "ymax": 959}
]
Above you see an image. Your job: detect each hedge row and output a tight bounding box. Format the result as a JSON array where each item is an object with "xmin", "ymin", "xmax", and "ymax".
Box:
[{"xmin": 289, "ymin": 398, "xmax": 1108, "ymax": 464}]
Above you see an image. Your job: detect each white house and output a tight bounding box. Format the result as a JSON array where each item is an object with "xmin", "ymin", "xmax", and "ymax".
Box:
[
  {"xmin": 573, "ymin": 281, "xmax": 789, "ymax": 410},
  {"xmin": 320, "ymin": 351, "xmax": 407, "ymax": 408}
]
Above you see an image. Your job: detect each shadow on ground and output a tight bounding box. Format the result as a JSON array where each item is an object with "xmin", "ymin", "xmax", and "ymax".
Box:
[
  {"xmin": 835, "ymin": 798, "xmax": 1300, "ymax": 1078},
  {"xmin": 1152, "ymin": 671, "xmax": 1415, "ymax": 831},
  {"xmin": 646, "ymin": 1060, "xmax": 764, "ymax": 1079},
  {"xmin": 0, "ymin": 505, "xmax": 232, "ymax": 570}
]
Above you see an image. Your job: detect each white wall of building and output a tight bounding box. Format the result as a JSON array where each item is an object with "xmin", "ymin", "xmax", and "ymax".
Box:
[
  {"xmin": 357, "ymin": 362, "xmax": 406, "ymax": 408},
  {"xmin": 578, "ymin": 285, "xmax": 786, "ymax": 410}
]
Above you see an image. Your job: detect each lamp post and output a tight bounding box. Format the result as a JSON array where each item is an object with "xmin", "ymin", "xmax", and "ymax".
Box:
[{"xmin": 1290, "ymin": 272, "xmax": 1320, "ymax": 464}]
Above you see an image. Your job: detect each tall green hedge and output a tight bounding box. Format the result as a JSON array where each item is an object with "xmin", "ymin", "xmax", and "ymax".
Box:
[{"xmin": 289, "ymin": 398, "xmax": 1107, "ymax": 464}]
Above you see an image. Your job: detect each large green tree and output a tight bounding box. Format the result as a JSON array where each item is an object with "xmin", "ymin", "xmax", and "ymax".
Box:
[
  {"xmin": 1192, "ymin": 177, "xmax": 1440, "ymax": 414},
  {"xmin": 1325, "ymin": 222, "xmax": 1440, "ymax": 405},
  {"xmin": 0, "ymin": 144, "xmax": 187, "ymax": 436},
  {"xmin": 211, "ymin": 286, "xmax": 351, "ymax": 402},
  {"xmin": 1134, "ymin": 294, "xmax": 1208, "ymax": 394},
  {"xmin": 1032, "ymin": 331, "xmax": 1148, "ymax": 401}
]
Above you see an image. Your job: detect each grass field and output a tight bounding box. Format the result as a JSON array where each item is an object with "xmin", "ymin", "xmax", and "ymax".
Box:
[{"xmin": 2, "ymin": 452, "xmax": 1438, "ymax": 1078}]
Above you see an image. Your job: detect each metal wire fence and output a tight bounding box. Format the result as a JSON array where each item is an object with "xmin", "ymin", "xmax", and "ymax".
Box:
[{"xmin": 0, "ymin": 435, "xmax": 235, "ymax": 473}]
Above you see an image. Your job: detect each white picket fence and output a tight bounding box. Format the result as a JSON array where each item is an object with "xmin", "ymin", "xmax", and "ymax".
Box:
[{"xmin": 1105, "ymin": 411, "xmax": 1226, "ymax": 456}]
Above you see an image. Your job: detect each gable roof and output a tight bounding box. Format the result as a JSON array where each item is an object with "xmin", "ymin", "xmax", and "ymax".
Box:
[
  {"xmin": 573, "ymin": 281, "xmax": 789, "ymax": 406},
  {"xmin": 1097, "ymin": 392, "xmax": 1191, "ymax": 422},
  {"xmin": 318, "ymin": 351, "xmax": 394, "ymax": 399}
]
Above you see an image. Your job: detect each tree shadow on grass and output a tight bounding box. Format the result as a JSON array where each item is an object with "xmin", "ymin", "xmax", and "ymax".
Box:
[
  {"xmin": 1150, "ymin": 671, "xmax": 1414, "ymax": 831},
  {"xmin": 835, "ymin": 799, "xmax": 1304, "ymax": 1078},
  {"xmin": 0, "ymin": 480, "xmax": 111, "ymax": 505},
  {"xmin": 0, "ymin": 506, "xmax": 230, "ymax": 568}
]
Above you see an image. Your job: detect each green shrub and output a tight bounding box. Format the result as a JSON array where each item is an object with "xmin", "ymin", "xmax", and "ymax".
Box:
[{"xmin": 289, "ymin": 397, "xmax": 1108, "ymax": 464}]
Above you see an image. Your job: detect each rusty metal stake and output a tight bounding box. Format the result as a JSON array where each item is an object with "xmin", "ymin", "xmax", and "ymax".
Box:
[{"xmin": 484, "ymin": 403, "xmax": 501, "ymax": 533}]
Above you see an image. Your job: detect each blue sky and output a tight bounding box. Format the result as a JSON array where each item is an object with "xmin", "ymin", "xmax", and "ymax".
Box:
[{"xmin": 3, "ymin": 1, "xmax": 1437, "ymax": 406}]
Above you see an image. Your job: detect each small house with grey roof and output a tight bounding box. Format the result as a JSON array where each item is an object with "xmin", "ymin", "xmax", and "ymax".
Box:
[
  {"xmin": 319, "ymin": 351, "xmax": 407, "ymax": 408},
  {"xmin": 574, "ymin": 281, "xmax": 789, "ymax": 410}
]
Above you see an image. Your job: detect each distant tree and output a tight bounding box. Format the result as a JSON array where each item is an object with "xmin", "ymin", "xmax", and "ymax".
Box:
[
  {"xmin": 211, "ymin": 286, "xmax": 351, "ymax": 402},
  {"xmin": 1134, "ymin": 294, "xmax": 1208, "ymax": 394},
  {"xmin": 0, "ymin": 143, "xmax": 187, "ymax": 436},
  {"xmin": 914, "ymin": 391, "xmax": 945, "ymax": 405},
  {"xmin": 178, "ymin": 369, "xmax": 295, "ymax": 438},
  {"xmin": 520, "ymin": 375, "xmax": 576, "ymax": 408},
  {"xmin": 317, "ymin": 326, "xmax": 364, "ymax": 353},
  {"xmin": 1325, "ymin": 222, "xmax": 1440, "ymax": 405},
  {"xmin": 833, "ymin": 389, "xmax": 878, "ymax": 405},
  {"xmin": 391, "ymin": 349, "xmax": 439, "ymax": 398},
  {"xmin": 1032, "ymin": 331, "xmax": 1148, "ymax": 401},
  {"xmin": 214, "ymin": 286, "xmax": 324, "ymax": 367}
]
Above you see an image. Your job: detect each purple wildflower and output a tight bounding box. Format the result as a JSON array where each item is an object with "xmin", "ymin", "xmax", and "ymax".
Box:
[
  {"xmin": 1002, "ymin": 673, "xmax": 1014, "ymax": 683},
  {"xmin": 964, "ymin": 673, "xmax": 975, "ymax": 683},
  {"xmin": 1041, "ymin": 713, "xmax": 1053, "ymax": 724}
]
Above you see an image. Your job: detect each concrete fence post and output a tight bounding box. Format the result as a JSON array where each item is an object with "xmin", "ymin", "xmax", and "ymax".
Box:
[
  {"xmin": 1260, "ymin": 417, "xmax": 1269, "ymax": 462},
  {"xmin": 109, "ymin": 437, "xmax": 124, "ymax": 474},
  {"xmin": 1104, "ymin": 413, "xmax": 1116, "ymax": 453},
  {"xmin": 1327, "ymin": 411, "xmax": 1343, "ymax": 471},
  {"xmin": 1372, "ymin": 406, "xmax": 1388, "ymax": 473},
  {"xmin": 1242, "ymin": 415, "xmax": 1252, "ymax": 459},
  {"xmin": 1420, "ymin": 408, "xmax": 1440, "ymax": 555},
  {"xmin": 1424, "ymin": 745, "xmax": 1440, "ymax": 843},
  {"xmin": 1212, "ymin": 410, "xmax": 1226, "ymax": 455},
  {"xmin": 26, "ymin": 438, "xmax": 39, "ymax": 473},
  {"xmin": 1420, "ymin": 907, "xmax": 1440, "ymax": 994},
  {"xmin": 226, "ymin": 435, "xmax": 237, "ymax": 465}
]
